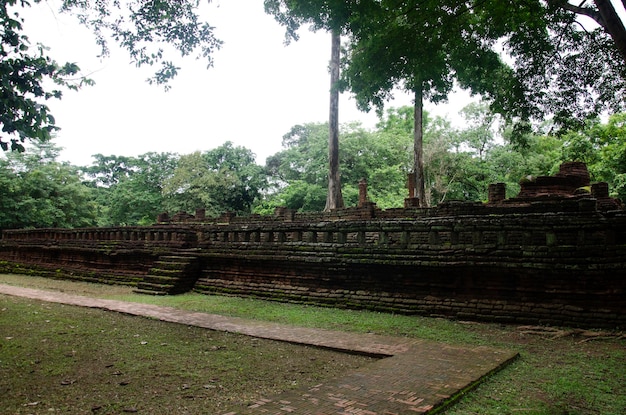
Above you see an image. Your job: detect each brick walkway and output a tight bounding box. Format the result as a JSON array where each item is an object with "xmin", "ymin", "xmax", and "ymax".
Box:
[{"xmin": 0, "ymin": 284, "xmax": 518, "ymax": 415}]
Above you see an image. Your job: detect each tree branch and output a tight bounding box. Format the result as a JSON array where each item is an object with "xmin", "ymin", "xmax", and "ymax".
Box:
[
  {"xmin": 549, "ymin": 0, "xmax": 605, "ymax": 26},
  {"xmin": 594, "ymin": 0, "xmax": 626, "ymax": 64},
  {"xmin": 548, "ymin": 0, "xmax": 626, "ymax": 65}
]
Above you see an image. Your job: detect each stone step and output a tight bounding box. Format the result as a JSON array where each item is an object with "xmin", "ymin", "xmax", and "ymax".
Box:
[
  {"xmin": 132, "ymin": 288, "xmax": 168, "ymax": 296},
  {"xmin": 136, "ymin": 282, "xmax": 191, "ymax": 295},
  {"xmin": 148, "ymin": 268, "xmax": 191, "ymax": 277},
  {"xmin": 135, "ymin": 255, "xmax": 200, "ymax": 296},
  {"xmin": 136, "ymin": 281, "xmax": 174, "ymax": 291},
  {"xmin": 158, "ymin": 255, "xmax": 197, "ymax": 263},
  {"xmin": 152, "ymin": 261, "xmax": 194, "ymax": 271},
  {"xmin": 141, "ymin": 275, "xmax": 181, "ymax": 285}
]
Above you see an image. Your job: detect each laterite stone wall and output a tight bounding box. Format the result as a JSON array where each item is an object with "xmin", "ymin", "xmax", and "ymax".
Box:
[
  {"xmin": 1, "ymin": 162, "xmax": 624, "ymax": 329},
  {"xmin": 2, "ymin": 204, "xmax": 623, "ymax": 328},
  {"xmin": 190, "ymin": 210, "xmax": 626, "ymax": 329}
]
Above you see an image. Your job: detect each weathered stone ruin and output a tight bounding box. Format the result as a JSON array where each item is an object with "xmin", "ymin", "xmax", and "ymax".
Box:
[
  {"xmin": 488, "ymin": 161, "xmax": 622, "ymax": 211},
  {"xmin": 1, "ymin": 162, "xmax": 624, "ymax": 329}
]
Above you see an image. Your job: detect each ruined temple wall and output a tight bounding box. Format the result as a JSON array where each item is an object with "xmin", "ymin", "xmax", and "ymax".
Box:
[
  {"xmin": 190, "ymin": 211, "xmax": 626, "ymax": 328},
  {"xmin": 1, "ymin": 208, "xmax": 625, "ymax": 328},
  {"xmin": 0, "ymin": 245, "xmax": 156, "ymax": 285},
  {"xmin": 0, "ymin": 226, "xmax": 198, "ymax": 285},
  {"xmin": 194, "ymin": 257, "xmax": 625, "ymax": 328},
  {"xmin": 2, "ymin": 161, "xmax": 623, "ymax": 327}
]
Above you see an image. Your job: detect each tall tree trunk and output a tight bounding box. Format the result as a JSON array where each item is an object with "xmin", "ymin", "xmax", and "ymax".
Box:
[
  {"xmin": 413, "ymin": 87, "xmax": 426, "ymax": 207},
  {"xmin": 593, "ymin": 0, "xmax": 626, "ymax": 65},
  {"xmin": 325, "ymin": 29, "xmax": 344, "ymax": 211}
]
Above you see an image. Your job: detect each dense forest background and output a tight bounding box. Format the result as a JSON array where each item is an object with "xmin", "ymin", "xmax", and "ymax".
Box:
[
  {"xmin": 1, "ymin": 1, "xmax": 625, "ymax": 229},
  {"xmin": 1, "ymin": 105, "xmax": 625, "ymax": 229}
]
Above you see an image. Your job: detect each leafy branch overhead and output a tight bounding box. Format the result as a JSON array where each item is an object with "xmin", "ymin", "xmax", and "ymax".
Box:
[
  {"xmin": 0, "ymin": 0, "xmax": 88, "ymax": 151},
  {"xmin": 60, "ymin": 0, "xmax": 222, "ymax": 87},
  {"xmin": 264, "ymin": 0, "xmax": 626, "ymax": 133},
  {"xmin": 0, "ymin": 0, "xmax": 221, "ymax": 150}
]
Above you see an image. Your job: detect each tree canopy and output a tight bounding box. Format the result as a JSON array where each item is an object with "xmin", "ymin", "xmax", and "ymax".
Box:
[
  {"xmin": 2, "ymin": 108, "xmax": 625, "ymax": 228},
  {"xmin": 264, "ymin": 1, "xmax": 626, "ymax": 207},
  {"xmin": 493, "ymin": 0, "xmax": 626, "ymax": 131},
  {"xmin": 0, "ymin": 0, "xmax": 84, "ymax": 152},
  {"xmin": 0, "ymin": 141, "xmax": 97, "ymax": 228},
  {"xmin": 162, "ymin": 142, "xmax": 267, "ymax": 216},
  {"xmin": 262, "ymin": 107, "xmax": 527, "ymax": 210},
  {"xmin": 58, "ymin": 0, "xmax": 221, "ymax": 87},
  {"xmin": 84, "ymin": 152, "xmax": 178, "ymax": 226},
  {"xmin": 264, "ymin": 1, "xmax": 626, "ymax": 132},
  {"xmin": 0, "ymin": 0, "xmax": 220, "ymax": 151}
]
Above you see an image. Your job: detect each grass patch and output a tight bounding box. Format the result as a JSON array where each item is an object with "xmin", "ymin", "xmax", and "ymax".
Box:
[
  {"xmin": 1, "ymin": 274, "xmax": 625, "ymax": 414},
  {"xmin": 0, "ymin": 295, "xmax": 372, "ymax": 414}
]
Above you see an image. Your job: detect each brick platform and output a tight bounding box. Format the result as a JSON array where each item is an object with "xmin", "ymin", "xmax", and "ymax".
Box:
[{"xmin": 0, "ymin": 284, "xmax": 518, "ymax": 414}]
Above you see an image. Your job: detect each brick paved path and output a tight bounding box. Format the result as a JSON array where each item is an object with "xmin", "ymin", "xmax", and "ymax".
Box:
[{"xmin": 0, "ymin": 284, "xmax": 518, "ymax": 415}]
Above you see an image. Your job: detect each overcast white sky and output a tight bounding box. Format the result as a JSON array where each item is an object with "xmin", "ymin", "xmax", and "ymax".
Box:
[{"xmin": 22, "ymin": 0, "xmax": 472, "ymax": 166}]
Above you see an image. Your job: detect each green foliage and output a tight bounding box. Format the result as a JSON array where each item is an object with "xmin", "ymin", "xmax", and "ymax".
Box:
[
  {"xmin": 344, "ymin": 2, "xmax": 512, "ymax": 116},
  {"xmin": 259, "ymin": 180, "xmax": 327, "ymax": 213},
  {"xmin": 0, "ymin": 141, "xmax": 97, "ymax": 229},
  {"xmin": 262, "ymin": 124, "xmax": 332, "ymax": 212},
  {"xmin": 262, "ymin": 120, "xmax": 411, "ymax": 212},
  {"xmin": 163, "ymin": 142, "xmax": 267, "ymax": 216},
  {"xmin": 0, "ymin": 0, "xmax": 220, "ymax": 151},
  {"xmin": 264, "ymin": 108, "xmax": 518, "ymax": 210},
  {"xmin": 59, "ymin": 0, "xmax": 222, "ymax": 89},
  {"xmin": 561, "ymin": 113, "xmax": 626, "ymax": 200},
  {"xmin": 84, "ymin": 154, "xmax": 141, "ymax": 188},
  {"xmin": 266, "ymin": 123, "xmax": 330, "ymax": 186},
  {"xmin": 265, "ymin": 1, "xmax": 513, "ymax": 113},
  {"xmin": 0, "ymin": 0, "xmax": 89, "ymax": 152},
  {"xmin": 4, "ymin": 109, "xmax": 625, "ymax": 228},
  {"xmin": 490, "ymin": 1, "xmax": 626, "ymax": 132},
  {"xmin": 84, "ymin": 152, "xmax": 179, "ymax": 226},
  {"xmin": 265, "ymin": 1, "xmax": 518, "ymax": 208},
  {"xmin": 265, "ymin": 1, "xmax": 626, "ymax": 136}
]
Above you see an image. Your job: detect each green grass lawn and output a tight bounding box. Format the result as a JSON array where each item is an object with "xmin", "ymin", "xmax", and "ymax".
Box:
[
  {"xmin": 0, "ymin": 295, "xmax": 371, "ymax": 414},
  {"xmin": 1, "ymin": 274, "xmax": 625, "ymax": 414}
]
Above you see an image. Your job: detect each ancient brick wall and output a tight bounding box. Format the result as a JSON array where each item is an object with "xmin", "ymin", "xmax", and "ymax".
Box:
[
  {"xmin": 0, "ymin": 226, "xmax": 197, "ymax": 285},
  {"xmin": 1, "ymin": 203, "xmax": 624, "ymax": 328},
  {"xmin": 2, "ymin": 161, "xmax": 623, "ymax": 327},
  {"xmin": 191, "ymin": 209, "xmax": 626, "ymax": 329}
]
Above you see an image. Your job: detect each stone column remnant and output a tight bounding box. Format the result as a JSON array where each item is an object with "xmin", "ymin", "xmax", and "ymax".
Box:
[
  {"xmin": 358, "ymin": 179, "xmax": 369, "ymax": 208},
  {"xmin": 488, "ymin": 183, "xmax": 507, "ymax": 204}
]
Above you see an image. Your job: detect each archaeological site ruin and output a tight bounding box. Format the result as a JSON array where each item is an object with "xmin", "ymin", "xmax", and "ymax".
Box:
[{"xmin": 1, "ymin": 162, "xmax": 624, "ymax": 328}]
